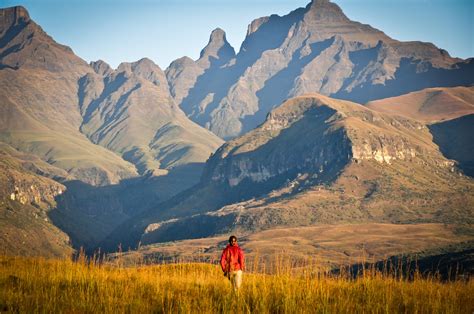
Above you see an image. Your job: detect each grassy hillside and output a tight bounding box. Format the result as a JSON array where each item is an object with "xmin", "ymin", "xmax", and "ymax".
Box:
[{"xmin": 0, "ymin": 256, "xmax": 472, "ymax": 313}]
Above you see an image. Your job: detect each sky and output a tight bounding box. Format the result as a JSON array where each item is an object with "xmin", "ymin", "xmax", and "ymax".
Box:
[{"xmin": 2, "ymin": 0, "xmax": 473, "ymax": 69}]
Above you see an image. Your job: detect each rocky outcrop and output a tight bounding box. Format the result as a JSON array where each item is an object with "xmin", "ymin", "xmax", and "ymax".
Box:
[{"xmin": 202, "ymin": 94, "xmax": 440, "ymax": 189}]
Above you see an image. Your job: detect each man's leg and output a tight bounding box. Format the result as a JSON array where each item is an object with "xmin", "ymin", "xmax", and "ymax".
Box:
[{"xmin": 234, "ymin": 270, "xmax": 242, "ymax": 290}]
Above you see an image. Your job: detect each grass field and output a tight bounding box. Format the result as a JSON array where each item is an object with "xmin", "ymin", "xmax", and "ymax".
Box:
[{"xmin": 0, "ymin": 255, "xmax": 472, "ymax": 313}]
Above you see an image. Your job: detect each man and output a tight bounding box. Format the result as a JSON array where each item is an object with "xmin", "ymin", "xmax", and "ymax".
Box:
[{"xmin": 220, "ymin": 235, "xmax": 245, "ymax": 290}]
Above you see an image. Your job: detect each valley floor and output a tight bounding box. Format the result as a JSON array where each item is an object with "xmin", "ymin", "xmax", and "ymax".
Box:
[{"xmin": 0, "ymin": 255, "xmax": 472, "ymax": 313}]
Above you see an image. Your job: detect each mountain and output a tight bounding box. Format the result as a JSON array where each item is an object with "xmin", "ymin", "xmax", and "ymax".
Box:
[
  {"xmin": 1, "ymin": 3, "xmax": 472, "ymax": 263},
  {"xmin": 167, "ymin": 0, "xmax": 474, "ymax": 139},
  {"xmin": 166, "ymin": 28, "xmax": 235, "ymax": 107},
  {"xmin": 104, "ymin": 94, "xmax": 473, "ymax": 248},
  {"xmin": 0, "ymin": 6, "xmax": 137, "ymax": 186}
]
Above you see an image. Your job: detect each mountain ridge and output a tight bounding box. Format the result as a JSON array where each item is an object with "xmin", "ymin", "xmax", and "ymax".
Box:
[{"xmin": 167, "ymin": 0, "xmax": 473, "ymax": 139}]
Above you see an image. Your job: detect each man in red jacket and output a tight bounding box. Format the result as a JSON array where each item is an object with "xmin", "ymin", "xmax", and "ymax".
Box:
[{"xmin": 220, "ymin": 235, "xmax": 245, "ymax": 290}]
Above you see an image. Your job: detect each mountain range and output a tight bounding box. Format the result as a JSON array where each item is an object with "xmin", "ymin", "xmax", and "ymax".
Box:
[
  {"xmin": 0, "ymin": 1, "xmax": 473, "ymax": 267},
  {"xmin": 167, "ymin": 0, "xmax": 473, "ymax": 139}
]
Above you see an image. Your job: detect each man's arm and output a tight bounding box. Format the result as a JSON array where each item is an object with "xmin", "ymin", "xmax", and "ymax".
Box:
[{"xmin": 220, "ymin": 248, "xmax": 227, "ymax": 272}]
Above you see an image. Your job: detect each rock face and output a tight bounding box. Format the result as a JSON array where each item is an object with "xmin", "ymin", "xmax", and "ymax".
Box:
[
  {"xmin": 137, "ymin": 94, "xmax": 474, "ymax": 244},
  {"xmin": 202, "ymin": 94, "xmax": 438, "ymax": 191},
  {"xmin": 165, "ymin": 28, "xmax": 236, "ymax": 121},
  {"xmin": 167, "ymin": 0, "xmax": 474, "ymax": 139}
]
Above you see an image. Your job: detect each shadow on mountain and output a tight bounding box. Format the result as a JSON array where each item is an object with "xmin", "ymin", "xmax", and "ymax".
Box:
[
  {"xmin": 79, "ymin": 71, "xmax": 130, "ymax": 128},
  {"xmin": 0, "ymin": 18, "xmax": 28, "ymax": 50},
  {"xmin": 334, "ymin": 58, "xmax": 474, "ymax": 104},
  {"xmin": 48, "ymin": 163, "xmax": 206, "ymax": 253},
  {"xmin": 245, "ymin": 37, "xmax": 335, "ymax": 133},
  {"xmin": 429, "ymin": 114, "xmax": 474, "ymax": 177},
  {"xmin": 179, "ymin": 46, "xmax": 237, "ymax": 124}
]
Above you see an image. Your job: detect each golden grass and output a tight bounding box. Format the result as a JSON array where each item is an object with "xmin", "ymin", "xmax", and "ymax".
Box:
[{"xmin": 0, "ymin": 255, "xmax": 472, "ymax": 313}]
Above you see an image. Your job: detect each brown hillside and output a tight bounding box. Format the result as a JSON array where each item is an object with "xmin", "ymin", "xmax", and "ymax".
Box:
[{"xmin": 366, "ymin": 86, "xmax": 474, "ymax": 123}]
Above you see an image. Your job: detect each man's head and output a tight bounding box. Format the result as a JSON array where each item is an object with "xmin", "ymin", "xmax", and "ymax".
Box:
[{"xmin": 229, "ymin": 235, "xmax": 237, "ymax": 246}]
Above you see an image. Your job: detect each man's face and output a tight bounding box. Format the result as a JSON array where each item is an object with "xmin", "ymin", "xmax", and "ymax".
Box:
[{"xmin": 230, "ymin": 238, "xmax": 237, "ymax": 246}]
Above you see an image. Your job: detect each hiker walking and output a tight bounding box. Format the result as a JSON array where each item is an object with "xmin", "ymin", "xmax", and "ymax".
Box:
[{"xmin": 220, "ymin": 235, "xmax": 245, "ymax": 290}]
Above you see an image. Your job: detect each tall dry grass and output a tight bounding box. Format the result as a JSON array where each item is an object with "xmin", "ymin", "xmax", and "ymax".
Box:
[{"xmin": 0, "ymin": 254, "xmax": 472, "ymax": 313}]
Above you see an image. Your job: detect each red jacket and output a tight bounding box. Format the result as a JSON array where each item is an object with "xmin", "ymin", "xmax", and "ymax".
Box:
[{"xmin": 220, "ymin": 244, "xmax": 245, "ymax": 272}]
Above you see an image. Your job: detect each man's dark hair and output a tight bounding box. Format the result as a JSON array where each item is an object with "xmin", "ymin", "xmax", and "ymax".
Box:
[{"xmin": 229, "ymin": 235, "xmax": 237, "ymax": 243}]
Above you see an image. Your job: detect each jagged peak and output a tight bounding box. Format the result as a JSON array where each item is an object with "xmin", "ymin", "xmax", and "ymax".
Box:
[
  {"xmin": 90, "ymin": 60, "xmax": 112, "ymax": 76},
  {"xmin": 127, "ymin": 57, "xmax": 161, "ymax": 71},
  {"xmin": 210, "ymin": 28, "xmax": 226, "ymax": 41},
  {"xmin": 166, "ymin": 56, "xmax": 196, "ymax": 72},
  {"xmin": 304, "ymin": 0, "xmax": 350, "ymax": 23},
  {"xmin": 199, "ymin": 27, "xmax": 235, "ymax": 61},
  {"xmin": 0, "ymin": 6, "xmax": 31, "ymax": 33},
  {"xmin": 116, "ymin": 57, "xmax": 166, "ymax": 87}
]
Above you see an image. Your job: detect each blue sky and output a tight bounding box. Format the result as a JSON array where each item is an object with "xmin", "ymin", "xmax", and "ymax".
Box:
[{"xmin": 2, "ymin": 0, "xmax": 473, "ymax": 69}]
